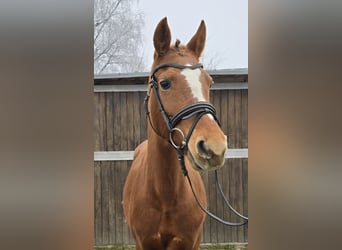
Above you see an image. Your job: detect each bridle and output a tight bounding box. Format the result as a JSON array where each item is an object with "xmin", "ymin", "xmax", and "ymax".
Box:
[
  {"xmin": 145, "ymin": 63, "xmax": 220, "ymax": 160},
  {"xmin": 144, "ymin": 62, "xmax": 248, "ymax": 226},
  {"xmin": 145, "ymin": 63, "xmax": 219, "ymax": 150}
]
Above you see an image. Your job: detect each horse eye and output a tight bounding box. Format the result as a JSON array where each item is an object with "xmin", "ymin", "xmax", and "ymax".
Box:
[{"xmin": 160, "ymin": 79, "xmax": 171, "ymax": 90}]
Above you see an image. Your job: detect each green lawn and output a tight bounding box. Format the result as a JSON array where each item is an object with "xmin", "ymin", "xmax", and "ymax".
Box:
[{"xmin": 95, "ymin": 243, "xmax": 248, "ymax": 250}]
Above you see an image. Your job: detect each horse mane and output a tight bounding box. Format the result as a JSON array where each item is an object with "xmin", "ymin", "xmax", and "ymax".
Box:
[
  {"xmin": 175, "ymin": 39, "xmax": 181, "ymax": 48},
  {"xmin": 170, "ymin": 39, "xmax": 187, "ymax": 56}
]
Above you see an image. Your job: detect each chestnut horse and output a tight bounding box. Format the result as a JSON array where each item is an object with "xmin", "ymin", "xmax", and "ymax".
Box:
[{"xmin": 123, "ymin": 17, "xmax": 227, "ymax": 250}]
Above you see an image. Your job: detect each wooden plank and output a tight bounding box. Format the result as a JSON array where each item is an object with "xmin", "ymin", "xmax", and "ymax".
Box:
[
  {"xmin": 208, "ymin": 169, "xmax": 218, "ymax": 243},
  {"xmin": 139, "ymin": 92, "xmax": 148, "ymax": 141},
  {"xmin": 106, "ymin": 92, "xmax": 114, "ymax": 151},
  {"xmin": 201, "ymin": 171, "xmax": 210, "ymax": 243},
  {"xmin": 94, "ymin": 162, "xmax": 102, "ymax": 245},
  {"xmin": 94, "ymin": 71, "xmax": 149, "ymax": 80},
  {"xmin": 242, "ymin": 158, "xmax": 248, "ymax": 241},
  {"xmin": 216, "ymin": 167, "xmax": 225, "ymax": 243},
  {"xmin": 122, "ymin": 161, "xmax": 133, "ymax": 244},
  {"xmin": 234, "ymin": 159, "xmax": 242, "ymax": 241},
  {"xmin": 227, "ymin": 159, "xmax": 234, "ymax": 241},
  {"xmin": 94, "ymin": 92, "xmax": 107, "ymax": 151},
  {"xmin": 126, "ymin": 92, "xmax": 134, "ymax": 150},
  {"xmin": 212, "ymin": 89, "xmax": 221, "ymax": 126},
  {"xmin": 99, "ymin": 92, "xmax": 107, "ymax": 151},
  {"xmin": 108, "ymin": 162, "xmax": 116, "ymax": 243},
  {"xmin": 236, "ymin": 159, "xmax": 244, "ymax": 242},
  {"xmin": 120, "ymin": 92, "xmax": 128, "ymax": 151},
  {"xmin": 132, "ymin": 92, "xmax": 141, "ymax": 149},
  {"xmin": 94, "ymin": 151, "xmax": 132, "ymax": 161},
  {"xmin": 227, "ymin": 90, "xmax": 235, "ymax": 149},
  {"xmin": 102, "ymin": 92, "xmax": 108, "ymax": 151},
  {"xmin": 212, "ymin": 90, "xmax": 224, "ymax": 243},
  {"xmin": 220, "ymin": 90, "xmax": 229, "ymax": 138},
  {"xmin": 211, "ymin": 82, "xmax": 248, "ymax": 90},
  {"xmin": 94, "ymin": 149, "xmax": 248, "ymax": 161},
  {"xmin": 101, "ymin": 162, "xmax": 110, "ymax": 244},
  {"xmin": 113, "ymin": 161, "xmax": 121, "ymax": 243},
  {"xmin": 118, "ymin": 93, "xmax": 126, "ymax": 243},
  {"xmin": 94, "ymin": 94, "xmax": 101, "ymax": 151},
  {"xmin": 232, "ymin": 159, "xmax": 241, "ymax": 242},
  {"xmin": 241, "ymin": 89, "xmax": 248, "ymax": 148},
  {"xmin": 235, "ymin": 90, "xmax": 242, "ymax": 148},
  {"xmin": 113, "ymin": 92, "xmax": 121, "ymax": 151},
  {"xmin": 221, "ymin": 162, "xmax": 231, "ymax": 242},
  {"xmin": 94, "ymin": 84, "xmax": 148, "ymax": 92}
]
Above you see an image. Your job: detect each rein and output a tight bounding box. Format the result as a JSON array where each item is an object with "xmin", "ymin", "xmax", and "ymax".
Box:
[{"xmin": 144, "ymin": 62, "xmax": 248, "ymax": 226}]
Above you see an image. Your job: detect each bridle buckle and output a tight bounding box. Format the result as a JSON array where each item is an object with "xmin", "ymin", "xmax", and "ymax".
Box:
[{"xmin": 169, "ymin": 127, "xmax": 186, "ymax": 149}]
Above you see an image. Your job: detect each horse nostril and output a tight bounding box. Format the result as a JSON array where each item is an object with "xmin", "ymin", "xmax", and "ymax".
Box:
[{"xmin": 197, "ymin": 140, "xmax": 212, "ymax": 160}]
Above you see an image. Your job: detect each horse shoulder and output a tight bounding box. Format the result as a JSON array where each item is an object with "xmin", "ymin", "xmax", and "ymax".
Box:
[{"xmin": 132, "ymin": 139, "xmax": 148, "ymax": 163}]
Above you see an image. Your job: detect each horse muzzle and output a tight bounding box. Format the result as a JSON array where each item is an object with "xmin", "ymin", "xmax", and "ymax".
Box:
[{"xmin": 188, "ymin": 135, "xmax": 227, "ymax": 171}]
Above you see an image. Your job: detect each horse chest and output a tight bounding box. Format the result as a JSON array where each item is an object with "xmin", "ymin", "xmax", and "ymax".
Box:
[
  {"xmin": 148, "ymin": 203, "xmax": 204, "ymax": 234},
  {"xmin": 132, "ymin": 205, "xmax": 201, "ymax": 249}
]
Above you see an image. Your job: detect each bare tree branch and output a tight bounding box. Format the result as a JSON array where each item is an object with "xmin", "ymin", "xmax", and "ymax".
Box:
[
  {"xmin": 94, "ymin": 0, "xmax": 123, "ymax": 42},
  {"xmin": 94, "ymin": 0, "xmax": 145, "ymax": 74},
  {"xmin": 202, "ymin": 51, "xmax": 224, "ymax": 70}
]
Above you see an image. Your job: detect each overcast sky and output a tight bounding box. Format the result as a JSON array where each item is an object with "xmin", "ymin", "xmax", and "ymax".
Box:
[{"xmin": 135, "ymin": 0, "xmax": 248, "ymax": 70}]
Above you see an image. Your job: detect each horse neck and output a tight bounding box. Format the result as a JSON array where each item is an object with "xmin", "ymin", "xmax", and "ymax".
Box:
[{"xmin": 146, "ymin": 126, "xmax": 186, "ymax": 200}]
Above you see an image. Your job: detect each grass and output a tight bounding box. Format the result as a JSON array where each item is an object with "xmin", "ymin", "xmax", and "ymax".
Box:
[
  {"xmin": 200, "ymin": 243, "xmax": 247, "ymax": 250},
  {"xmin": 95, "ymin": 243, "xmax": 248, "ymax": 250}
]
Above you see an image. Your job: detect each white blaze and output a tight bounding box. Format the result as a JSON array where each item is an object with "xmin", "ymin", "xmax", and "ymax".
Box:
[
  {"xmin": 181, "ymin": 67, "xmax": 214, "ymax": 120},
  {"xmin": 180, "ymin": 68, "xmax": 205, "ymax": 101}
]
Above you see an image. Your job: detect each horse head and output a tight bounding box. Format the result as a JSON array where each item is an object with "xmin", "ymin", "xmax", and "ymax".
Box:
[{"xmin": 148, "ymin": 17, "xmax": 227, "ymax": 171}]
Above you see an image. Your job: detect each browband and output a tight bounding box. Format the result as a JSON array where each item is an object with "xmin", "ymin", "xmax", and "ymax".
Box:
[{"xmin": 151, "ymin": 63, "xmax": 203, "ymax": 79}]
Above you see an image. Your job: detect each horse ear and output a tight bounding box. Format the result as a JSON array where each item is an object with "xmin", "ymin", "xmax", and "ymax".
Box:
[
  {"xmin": 153, "ymin": 17, "xmax": 171, "ymax": 58},
  {"xmin": 187, "ymin": 20, "xmax": 206, "ymax": 59}
]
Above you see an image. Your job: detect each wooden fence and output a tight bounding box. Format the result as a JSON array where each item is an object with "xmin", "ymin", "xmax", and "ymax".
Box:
[{"xmin": 94, "ymin": 69, "xmax": 248, "ymax": 246}]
